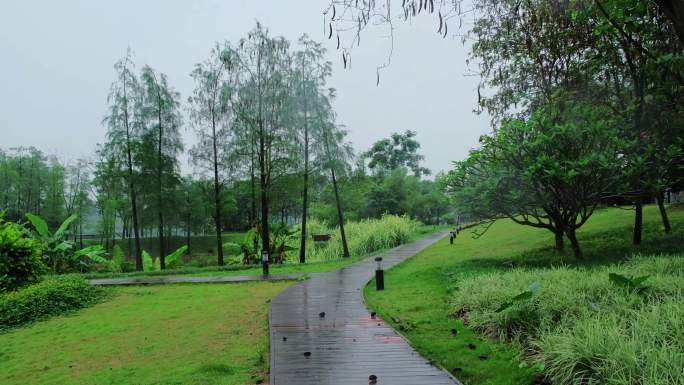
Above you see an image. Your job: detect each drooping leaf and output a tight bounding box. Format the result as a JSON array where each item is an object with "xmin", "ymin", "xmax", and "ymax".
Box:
[
  {"xmin": 609, "ymin": 273, "xmax": 650, "ymax": 293},
  {"xmin": 76, "ymin": 245, "xmax": 119, "ymax": 272},
  {"xmin": 495, "ymin": 281, "xmax": 541, "ymax": 312},
  {"xmin": 55, "ymin": 241, "xmax": 73, "ymax": 253},
  {"xmin": 165, "ymin": 245, "xmax": 188, "ymax": 266},
  {"xmin": 223, "ymin": 242, "xmax": 242, "ymax": 249}
]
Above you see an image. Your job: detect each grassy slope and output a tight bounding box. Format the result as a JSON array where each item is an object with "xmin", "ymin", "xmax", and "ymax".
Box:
[
  {"xmin": 364, "ymin": 205, "xmax": 684, "ymax": 385},
  {"xmin": 0, "ymin": 281, "xmax": 291, "ymax": 385}
]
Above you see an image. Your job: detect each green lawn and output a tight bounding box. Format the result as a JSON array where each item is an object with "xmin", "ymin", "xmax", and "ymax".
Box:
[
  {"xmin": 0, "ymin": 281, "xmax": 291, "ymax": 385},
  {"xmin": 364, "ymin": 205, "xmax": 684, "ymax": 385}
]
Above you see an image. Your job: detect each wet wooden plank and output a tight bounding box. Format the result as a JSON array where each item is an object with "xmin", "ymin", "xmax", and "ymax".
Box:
[{"xmin": 269, "ymin": 232, "xmax": 462, "ymax": 385}]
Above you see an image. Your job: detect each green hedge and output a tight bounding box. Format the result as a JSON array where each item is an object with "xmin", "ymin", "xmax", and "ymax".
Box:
[{"xmin": 0, "ymin": 276, "xmax": 106, "ymax": 331}]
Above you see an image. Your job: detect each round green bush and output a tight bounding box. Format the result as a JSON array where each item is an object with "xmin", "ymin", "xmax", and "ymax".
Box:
[
  {"xmin": 0, "ymin": 275, "xmax": 106, "ymax": 330},
  {"xmin": 0, "ymin": 216, "xmax": 45, "ymax": 291}
]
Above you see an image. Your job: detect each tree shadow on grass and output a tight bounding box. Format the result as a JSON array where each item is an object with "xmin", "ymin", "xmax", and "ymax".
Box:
[
  {"xmin": 194, "ymin": 363, "xmax": 236, "ymax": 376},
  {"xmin": 453, "ymin": 221, "xmax": 683, "ymax": 275}
]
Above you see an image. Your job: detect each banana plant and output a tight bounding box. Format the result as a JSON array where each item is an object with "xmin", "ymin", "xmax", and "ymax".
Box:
[
  {"xmin": 224, "ymin": 228, "xmax": 260, "ymax": 265},
  {"xmin": 142, "ymin": 245, "xmax": 188, "ymax": 271},
  {"xmin": 25, "ymin": 213, "xmax": 123, "ymax": 273},
  {"xmin": 74, "ymin": 245, "xmax": 121, "ymax": 272},
  {"xmin": 224, "ymin": 224, "xmax": 296, "ymax": 265},
  {"xmin": 26, "ymin": 213, "xmax": 79, "ymax": 273},
  {"xmin": 270, "ymin": 223, "xmax": 297, "ymax": 264}
]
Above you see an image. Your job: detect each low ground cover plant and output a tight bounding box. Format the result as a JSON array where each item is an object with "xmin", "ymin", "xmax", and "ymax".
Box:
[
  {"xmin": 451, "ymin": 254, "xmax": 684, "ymax": 385},
  {"xmin": 0, "ymin": 275, "xmax": 106, "ymax": 331}
]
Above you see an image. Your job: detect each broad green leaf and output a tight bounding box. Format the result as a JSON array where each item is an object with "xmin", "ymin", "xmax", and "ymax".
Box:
[
  {"xmin": 165, "ymin": 245, "xmax": 188, "ymax": 266},
  {"xmin": 495, "ymin": 281, "xmax": 541, "ymax": 312},
  {"xmin": 56, "ymin": 241, "xmax": 73, "ymax": 252},
  {"xmin": 25, "ymin": 213, "xmax": 49, "ymax": 238},
  {"xmin": 74, "ymin": 245, "xmax": 104, "ymax": 257},
  {"xmin": 223, "ymin": 242, "xmax": 241, "ymax": 249},
  {"xmin": 142, "ymin": 250, "xmax": 156, "ymax": 272},
  {"xmin": 54, "ymin": 214, "xmax": 78, "ymax": 239},
  {"xmin": 608, "ymin": 272, "xmax": 633, "ymax": 288},
  {"xmin": 77, "ymin": 245, "xmax": 119, "ymax": 272}
]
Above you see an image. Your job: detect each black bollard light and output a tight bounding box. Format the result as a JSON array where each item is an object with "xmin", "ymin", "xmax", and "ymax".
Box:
[
  {"xmin": 375, "ymin": 257, "xmax": 384, "ymax": 291},
  {"xmin": 262, "ymin": 250, "xmax": 269, "ymax": 276}
]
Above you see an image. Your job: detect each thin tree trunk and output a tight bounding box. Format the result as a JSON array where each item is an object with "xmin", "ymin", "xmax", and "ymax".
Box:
[
  {"xmin": 259, "ymin": 123, "xmax": 270, "ymax": 263},
  {"xmin": 565, "ymin": 227, "xmax": 582, "ymax": 258},
  {"xmin": 127, "ymin": 221, "xmax": 132, "ymax": 258},
  {"xmin": 186, "ymin": 224, "xmax": 191, "ymax": 255},
  {"xmin": 257, "ymin": 48, "xmax": 270, "ymax": 272},
  {"xmin": 211, "ymin": 113, "xmax": 224, "ymax": 266},
  {"xmin": 186, "ymin": 191, "xmax": 192, "ymax": 255},
  {"xmin": 633, "ymin": 200, "xmax": 643, "ymax": 245},
  {"xmin": 157, "ymin": 89, "xmax": 166, "ymax": 269},
  {"xmin": 127, "ymin": 161, "xmax": 142, "ymax": 269},
  {"xmin": 122, "ymin": 76, "xmax": 143, "ymax": 271},
  {"xmin": 299, "ymin": 108, "xmax": 309, "ymax": 264},
  {"xmin": 250, "ymin": 143, "xmax": 257, "ymax": 226},
  {"xmin": 331, "ymin": 167, "xmax": 350, "ymax": 258},
  {"xmin": 79, "ymin": 214, "xmax": 83, "ymax": 249},
  {"xmin": 656, "ymin": 192, "xmax": 672, "ymax": 233},
  {"xmin": 554, "ymin": 226, "xmax": 565, "ymax": 253}
]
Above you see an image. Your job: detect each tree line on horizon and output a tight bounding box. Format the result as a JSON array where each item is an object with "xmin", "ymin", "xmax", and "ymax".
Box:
[{"xmin": 0, "ymin": 23, "xmax": 451, "ymax": 272}]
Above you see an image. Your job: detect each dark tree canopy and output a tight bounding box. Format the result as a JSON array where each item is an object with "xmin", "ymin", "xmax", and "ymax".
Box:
[{"xmin": 363, "ymin": 130, "xmax": 431, "ymax": 177}]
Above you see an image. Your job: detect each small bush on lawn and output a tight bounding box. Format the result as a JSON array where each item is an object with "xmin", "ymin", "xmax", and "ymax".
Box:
[
  {"xmin": 0, "ymin": 214, "xmax": 45, "ymax": 292},
  {"xmin": 0, "ymin": 276, "xmax": 106, "ymax": 331},
  {"xmin": 450, "ymin": 254, "xmax": 684, "ymax": 385}
]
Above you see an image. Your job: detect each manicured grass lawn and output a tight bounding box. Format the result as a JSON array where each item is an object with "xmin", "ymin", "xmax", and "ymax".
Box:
[
  {"xmin": 364, "ymin": 205, "xmax": 684, "ymax": 385},
  {"xmin": 0, "ymin": 281, "xmax": 292, "ymax": 385}
]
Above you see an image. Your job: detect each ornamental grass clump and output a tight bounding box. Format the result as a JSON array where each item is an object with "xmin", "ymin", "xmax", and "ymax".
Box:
[
  {"xmin": 304, "ymin": 215, "xmax": 419, "ymax": 262},
  {"xmin": 450, "ymin": 254, "xmax": 684, "ymax": 385}
]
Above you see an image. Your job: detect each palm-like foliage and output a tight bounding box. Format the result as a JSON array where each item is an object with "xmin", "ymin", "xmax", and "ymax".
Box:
[{"xmin": 25, "ymin": 213, "xmax": 115, "ymax": 273}]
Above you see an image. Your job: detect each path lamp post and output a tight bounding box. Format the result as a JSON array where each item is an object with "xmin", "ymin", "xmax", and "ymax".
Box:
[
  {"xmin": 262, "ymin": 250, "xmax": 269, "ymax": 276},
  {"xmin": 375, "ymin": 257, "xmax": 384, "ymax": 291}
]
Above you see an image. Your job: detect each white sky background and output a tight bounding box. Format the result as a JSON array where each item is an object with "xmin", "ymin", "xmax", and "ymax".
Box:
[{"xmin": 0, "ymin": 0, "xmax": 491, "ymax": 176}]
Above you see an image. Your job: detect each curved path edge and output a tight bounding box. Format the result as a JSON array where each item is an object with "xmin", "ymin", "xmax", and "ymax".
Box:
[{"xmin": 269, "ymin": 232, "xmax": 462, "ymax": 385}]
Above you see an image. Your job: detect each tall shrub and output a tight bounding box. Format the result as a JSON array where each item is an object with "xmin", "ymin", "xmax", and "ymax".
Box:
[{"xmin": 0, "ymin": 214, "xmax": 44, "ymax": 291}]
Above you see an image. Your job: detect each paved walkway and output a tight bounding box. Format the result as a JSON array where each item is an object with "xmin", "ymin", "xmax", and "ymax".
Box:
[
  {"xmin": 269, "ymin": 232, "xmax": 461, "ymax": 385},
  {"xmin": 89, "ymin": 272, "xmax": 305, "ymax": 286}
]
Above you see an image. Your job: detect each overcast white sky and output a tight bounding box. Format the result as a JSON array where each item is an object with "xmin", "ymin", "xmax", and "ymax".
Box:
[{"xmin": 0, "ymin": 0, "xmax": 490, "ymax": 176}]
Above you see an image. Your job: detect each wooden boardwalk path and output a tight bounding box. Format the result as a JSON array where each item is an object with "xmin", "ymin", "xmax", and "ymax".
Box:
[{"xmin": 269, "ymin": 232, "xmax": 461, "ymax": 385}]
